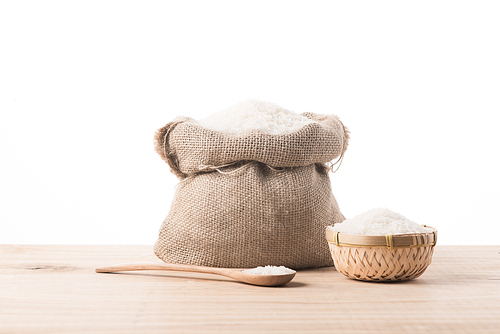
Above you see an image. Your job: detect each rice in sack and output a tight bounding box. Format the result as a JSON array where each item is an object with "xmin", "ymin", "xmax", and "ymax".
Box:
[{"xmin": 154, "ymin": 100, "xmax": 349, "ymax": 269}]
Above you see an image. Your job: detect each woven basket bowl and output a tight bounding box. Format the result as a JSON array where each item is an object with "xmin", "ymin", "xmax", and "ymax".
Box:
[{"xmin": 325, "ymin": 226, "xmax": 437, "ymax": 282}]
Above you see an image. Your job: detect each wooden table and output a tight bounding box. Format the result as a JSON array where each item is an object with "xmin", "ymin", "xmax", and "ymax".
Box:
[{"xmin": 1, "ymin": 245, "xmax": 499, "ymax": 333}]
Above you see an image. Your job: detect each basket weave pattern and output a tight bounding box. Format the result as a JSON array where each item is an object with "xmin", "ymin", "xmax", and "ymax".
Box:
[
  {"xmin": 326, "ymin": 228, "xmax": 437, "ymax": 281},
  {"xmin": 328, "ymin": 243, "xmax": 435, "ymax": 281}
]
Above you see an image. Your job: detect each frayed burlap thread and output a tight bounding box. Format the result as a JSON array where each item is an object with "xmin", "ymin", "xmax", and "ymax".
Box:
[{"xmin": 154, "ymin": 113, "xmax": 349, "ymax": 269}]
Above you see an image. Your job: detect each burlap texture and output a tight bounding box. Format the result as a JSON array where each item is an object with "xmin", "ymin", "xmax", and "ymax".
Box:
[{"xmin": 154, "ymin": 112, "xmax": 349, "ymax": 269}]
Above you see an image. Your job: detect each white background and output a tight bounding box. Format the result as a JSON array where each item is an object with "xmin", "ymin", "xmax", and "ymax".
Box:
[{"xmin": 1, "ymin": 1, "xmax": 499, "ymax": 245}]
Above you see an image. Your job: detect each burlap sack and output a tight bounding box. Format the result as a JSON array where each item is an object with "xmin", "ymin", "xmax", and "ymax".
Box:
[{"xmin": 154, "ymin": 112, "xmax": 349, "ymax": 269}]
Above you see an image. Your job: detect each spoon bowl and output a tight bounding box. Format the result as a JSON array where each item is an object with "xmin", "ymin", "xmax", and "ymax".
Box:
[{"xmin": 95, "ymin": 263, "xmax": 296, "ymax": 287}]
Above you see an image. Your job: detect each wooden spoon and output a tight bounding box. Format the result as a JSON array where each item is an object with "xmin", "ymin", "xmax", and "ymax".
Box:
[{"xmin": 95, "ymin": 263, "xmax": 296, "ymax": 287}]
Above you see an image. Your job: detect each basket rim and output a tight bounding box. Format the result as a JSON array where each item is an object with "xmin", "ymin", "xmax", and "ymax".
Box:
[{"xmin": 325, "ymin": 225, "xmax": 437, "ymax": 250}]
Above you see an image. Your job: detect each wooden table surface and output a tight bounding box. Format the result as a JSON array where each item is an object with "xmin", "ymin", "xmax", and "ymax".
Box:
[{"xmin": 1, "ymin": 245, "xmax": 499, "ymax": 334}]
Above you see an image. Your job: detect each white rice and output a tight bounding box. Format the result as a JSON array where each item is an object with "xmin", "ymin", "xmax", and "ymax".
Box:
[
  {"xmin": 242, "ymin": 265, "xmax": 296, "ymax": 275},
  {"xmin": 328, "ymin": 208, "xmax": 433, "ymax": 236},
  {"xmin": 196, "ymin": 99, "xmax": 316, "ymax": 135}
]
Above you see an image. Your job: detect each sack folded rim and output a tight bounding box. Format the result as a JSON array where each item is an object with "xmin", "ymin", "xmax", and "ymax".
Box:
[{"xmin": 154, "ymin": 112, "xmax": 349, "ymax": 179}]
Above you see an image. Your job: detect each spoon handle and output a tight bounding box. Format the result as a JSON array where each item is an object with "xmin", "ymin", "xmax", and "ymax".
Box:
[
  {"xmin": 95, "ymin": 262, "xmax": 296, "ymax": 287},
  {"xmin": 95, "ymin": 262, "xmax": 232, "ymax": 277}
]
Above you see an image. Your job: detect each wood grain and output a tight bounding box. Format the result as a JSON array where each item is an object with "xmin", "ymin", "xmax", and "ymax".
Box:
[{"xmin": 1, "ymin": 245, "xmax": 499, "ymax": 333}]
